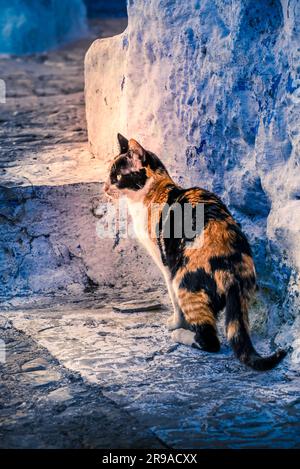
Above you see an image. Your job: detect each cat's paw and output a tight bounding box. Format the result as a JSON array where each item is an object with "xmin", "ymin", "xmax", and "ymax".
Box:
[
  {"xmin": 166, "ymin": 315, "xmax": 181, "ymax": 331},
  {"xmin": 171, "ymin": 328, "xmax": 196, "ymax": 347}
]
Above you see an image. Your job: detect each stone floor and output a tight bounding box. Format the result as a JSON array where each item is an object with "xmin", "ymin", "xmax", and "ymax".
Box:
[
  {"xmin": 0, "ymin": 313, "xmax": 162, "ymax": 448},
  {"xmin": 1, "ymin": 290, "xmax": 300, "ymax": 449}
]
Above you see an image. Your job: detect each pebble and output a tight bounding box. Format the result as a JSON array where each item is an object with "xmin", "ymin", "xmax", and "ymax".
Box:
[
  {"xmin": 47, "ymin": 387, "xmax": 72, "ymax": 402},
  {"xmin": 112, "ymin": 300, "xmax": 163, "ymax": 313},
  {"xmin": 0, "ymin": 316, "xmax": 12, "ymax": 329},
  {"xmin": 21, "ymin": 358, "xmax": 48, "ymax": 372},
  {"xmin": 23, "ymin": 369, "xmax": 61, "ymax": 388}
]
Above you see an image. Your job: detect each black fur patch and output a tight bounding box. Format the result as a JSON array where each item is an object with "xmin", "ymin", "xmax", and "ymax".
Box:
[
  {"xmin": 226, "ymin": 284, "xmax": 287, "ymax": 370},
  {"xmin": 198, "ymin": 191, "xmax": 232, "ymax": 225},
  {"xmin": 117, "ymin": 133, "xmax": 129, "ymax": 154},
  {"xmin": 225, "ymin": 283, "xmax": 241, "ymax": 324},
  {"xmin": 203, "ymin": 204, "xmax": 229, "ymax": 226},
  {"xmin": 159, "ymin": 208, "xmax": 187, "ymax": 277},
  {"xmin": 210, "ymin": 254, "xmax": 256, "ymax": 294},
  {"xmin": 209, "ymin": 253, "xmax": 242, "ymax": 272},
  {"xmin": 165, "ymin": 186, "xmax": 186, "ymax": 204},
  {"xmin": 166, "ymin": 186, "xmax": 230, "ymax": 228},
  {"xmin": 227, "ymin": 223, "xmax": 252, "ymax": 256},
  {"xmin": 179, "ymin": 268, "xmax": 225, "ymax": 313},
  {"xmin": 110, "ymin": 155, "xmax": 129, "ymax": 184},
  {"xmin": 156, "ymin": 186, "xmax": 188, "ymax": 277},
  {"xmin": 194, "ymin": 324, "xmax": 220, "ymax": 353},
  {"xmin": 145, "ymin": 151, "xmax": 168, "ymax": 172},
  {"xmin": 157, "ymin": 185, "xmax": 209, "ymax": 278},
  {"xmin": 236, "ymin": 274, "xmax": 256, "ymax": 295},
  {"xmin": 117, "ymin": 169, "xmax": 148, "ymax": 191}
]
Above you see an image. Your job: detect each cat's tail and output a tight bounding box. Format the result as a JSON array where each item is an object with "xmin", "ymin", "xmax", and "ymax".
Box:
[{"xmin": 225, "ymin": 284, "xmax": 287, "ymax": 371}]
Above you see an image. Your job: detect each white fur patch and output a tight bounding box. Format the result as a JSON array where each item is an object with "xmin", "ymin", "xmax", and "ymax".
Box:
[
  {"xmin": 171, "ymin": 328, "xmax": 196, "ymax": 347},
  {"xmin": 127, "ymin": 197, "xmax": 166, "ymax": 272},
  {"xmin": 126, "ymin": 191, "xmax": 186, "ymax": 331}
]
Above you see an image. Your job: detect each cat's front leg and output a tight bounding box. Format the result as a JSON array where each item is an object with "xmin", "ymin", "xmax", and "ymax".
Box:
[
  {"xmin": 166, "ymin": 312, "xmax": 185, "ymax": 331},
  {"xmin": 163, "ymin": 272, "xmax": 186, "ymax": 331}
]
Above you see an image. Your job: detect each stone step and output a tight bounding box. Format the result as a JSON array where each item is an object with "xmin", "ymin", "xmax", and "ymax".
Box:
[{"xmin": 0, "ymin": 180, "xmax": 159, "ymax": 300}]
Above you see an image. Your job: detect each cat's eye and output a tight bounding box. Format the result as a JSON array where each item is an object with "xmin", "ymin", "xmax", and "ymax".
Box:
[{"xmin": 117, "ymin": 174, "xmax": 122, "ymax": 182}]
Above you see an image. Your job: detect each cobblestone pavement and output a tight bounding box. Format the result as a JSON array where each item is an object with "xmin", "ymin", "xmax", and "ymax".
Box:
[
  {"xmin": 0, "ymin": 314, "xmax": 163, "ymax": 448},
  {"xmin": 2, "ymin": 289, "xmax": 300, "ymax": 449}
]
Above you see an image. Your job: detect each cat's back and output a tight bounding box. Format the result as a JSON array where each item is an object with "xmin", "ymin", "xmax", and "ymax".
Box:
[{"xmin": 155, "ymin": 183, "xmax": 256, "ymax": 296}]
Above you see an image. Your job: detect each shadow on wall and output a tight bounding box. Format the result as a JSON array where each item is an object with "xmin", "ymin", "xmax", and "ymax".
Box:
[
  {"xmin": 0, "ymin": 0, "xmax": 127, "ymax": 54},
  {"xmin": 0, "ymin": 0, "xmax": 87, "ymax": 54},
  {"xmin": 84, "ymin": 0, "xmax": 127, "ymax": 18}
]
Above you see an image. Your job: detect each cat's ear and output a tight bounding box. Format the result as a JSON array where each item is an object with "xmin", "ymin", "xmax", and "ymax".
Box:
[
  {"xmin": 128, "ymin": 139, "xmax": 146, "ymax": 165},
  {"xmin": 117, "ymin": 133, "xmax": 129, "ymax": 154}
]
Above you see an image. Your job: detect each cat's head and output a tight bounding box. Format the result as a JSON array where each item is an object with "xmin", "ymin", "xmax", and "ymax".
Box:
[{"xmin": 104, "ymin": 134, "xmax": 168, "ymax": 200}]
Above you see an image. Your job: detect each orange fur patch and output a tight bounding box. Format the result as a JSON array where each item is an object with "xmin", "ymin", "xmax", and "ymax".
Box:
[
  {"xmin": 240, "ymin": 296, "xmax": 250, "ymax": 328},
  {"xmin": 227, "ymin": 320, "xmax": 240, "ymax": 340},
  {"xmin": 173, "ymin": 220, "xmax": 235, "ymax": 285},
  {"xmin": 214, "ymin": 270, "xmax": 235, "ymax": 295},
  {"xmin": 238, "ymin": 254, "xmax": 256, "ymax": 277},
  {"xmin": 176, "ymin": 288, "xmax": 216, "ymax": 327}
]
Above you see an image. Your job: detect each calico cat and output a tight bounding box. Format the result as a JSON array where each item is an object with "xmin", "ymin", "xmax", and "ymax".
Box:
[{"xmin": 104, "ymin": 133, "xmax": 286, "ymax": 371}]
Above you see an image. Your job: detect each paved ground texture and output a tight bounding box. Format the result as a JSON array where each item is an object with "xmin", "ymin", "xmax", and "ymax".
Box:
[
  {"xmin": 0, "ymin": 313, "xmax": 163, "ymax": 448},
  {"xmin": 1, "ymin": 291, "xmax": 299, "ymax": 449}
]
